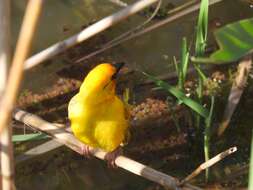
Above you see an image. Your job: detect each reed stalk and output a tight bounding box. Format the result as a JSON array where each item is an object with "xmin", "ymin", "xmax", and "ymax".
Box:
[
  {"xmin": 0, "ymin": 1, "xmax": 14, "ymax": 189},
  {"xmin": 218, "ymin": 57, "xmax": 252, "ymax": 136},
  {"xmin": 0, "ymin": 0, "xmax": 43, "ymax": 134},
  {"xmin": 108, "ymin": 0, "xmax": 128, "ymax": 7}
]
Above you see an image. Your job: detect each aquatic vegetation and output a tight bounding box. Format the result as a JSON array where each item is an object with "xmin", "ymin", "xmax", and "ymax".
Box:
[
  {"xmin": 144, "ymin": 0, "xmax": 210, "ymax": 144},
  {"xmin": 12, "ymin": 133, "xmax": 48, "ymax": 142},
  {"xmin": 143, "ymin": 72, "xmax": 209, "ymax": 118},
  {"xmin": 143, "ymin": 0, "xmax": 253, "ymax": 182},
  {"xmin": 192, "ymin": 17, "xmax": 253, "ymax": 63},
  {"xmin": 175, "ymin": 37, "xmax": 190, "ymax": 91},
  {"xmin": 194, "ymin": 0, "xmax": 212, "ymax": 180},
  {"xmin": 193, "ymin": 17, "xmax": 253, "ymax": 139}
]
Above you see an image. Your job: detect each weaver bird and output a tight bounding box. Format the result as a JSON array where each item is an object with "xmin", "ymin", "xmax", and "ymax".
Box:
[{"xmin": 68, "ymin": 62, "xmax": 129, "ymax": 166}]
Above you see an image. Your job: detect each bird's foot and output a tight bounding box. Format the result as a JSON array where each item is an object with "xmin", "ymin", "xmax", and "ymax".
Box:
[
  {"xmin": 105, "ymin": 147, "xmax": 122, "ymax": 168},
  {"xmin": 80, "ymin": 144, "xmax": 92, "ymax": 158}
]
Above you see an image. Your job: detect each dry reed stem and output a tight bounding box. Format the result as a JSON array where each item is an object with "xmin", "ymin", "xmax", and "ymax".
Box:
[
  {"xmin": 0, "ymin": 0, "xmax": 9, "ymax": 94},
  {"xmin": 104, "ymin": 0, "xmax": 162, "ymax": 47},
  {"xmin": 167, "ymin": 0, "xmax": 197, "ymax": 15},
  {"xmin": 0, "ymin": 1, "xmax": 14, "ymax": 189},
  {"xmin": 13, "ymin": 109, "xmax": 202, "ymax": 190},
  {"xmin": 180, "ymin": 147, "xmax": 237, "ymax": 185},
  {"xmin": 24, "ymin": 0, "xmax": 159, "ymax": 70},
  {"xmin": 108, "ymin": 0, "xmax": 128, "ymax": 7},
  {"xmin": 0, "ymin": 0, "xmax": 43, "ymax": 134},
  {"xmin": 218, "ymin": 57, "xmax": 252, "ymax": 136}
]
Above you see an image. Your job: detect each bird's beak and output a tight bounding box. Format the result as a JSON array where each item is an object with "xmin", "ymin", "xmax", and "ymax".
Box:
[{"xmin": 111, "ymin": 62, "xmax": 125, "ymax": 79}]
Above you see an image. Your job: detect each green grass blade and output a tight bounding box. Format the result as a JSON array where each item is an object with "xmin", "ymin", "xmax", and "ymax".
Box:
[
  {"xmin": 204, "ymin": 96, "xmax": 215, "ymax": 181},
  {"xmin": 180, "ymin": 37, "xmax": 190, "ymax": 90},
  {"xmin": 173, "ymin": 56, "xmax": 179, "ymax": 76},
  {"xmin": 143, "ymin": 72, "xmax": 209, "ymax": 118},
  {"xmin": 12, "ymin": 133, "xmax": 49, "ymax": 142},
  {"xmin": 195, "ymin": 0, "xmax": 209, "ymax": 55},
  {"xmin": 194, "ymin": 64, "xmax": 207, "ymax": 81},
  {"xmin": 194, "ymin": 0, "xmax": 209, "ymax": 130}
]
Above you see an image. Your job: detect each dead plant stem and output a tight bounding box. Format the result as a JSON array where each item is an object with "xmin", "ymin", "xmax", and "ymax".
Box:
[{"xmin": 0, "ymin": 0, "xmax": 43, "ymax": 134}]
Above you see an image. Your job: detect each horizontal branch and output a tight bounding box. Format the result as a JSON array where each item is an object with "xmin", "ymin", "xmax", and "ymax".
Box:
[{"xmin": 13, "ymin": 109, "xmax": 201, "ymax": 190}]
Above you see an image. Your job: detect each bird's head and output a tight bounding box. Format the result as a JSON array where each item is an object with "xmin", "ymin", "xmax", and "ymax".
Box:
[{"xmin": 79, "ymin": 62, "xmax": 124, "ymax": 103}]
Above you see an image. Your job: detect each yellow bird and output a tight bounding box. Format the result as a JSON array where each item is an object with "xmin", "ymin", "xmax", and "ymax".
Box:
[{"xmin": 68, "ymin": 63, "xmax": 129, "ymax": 164}]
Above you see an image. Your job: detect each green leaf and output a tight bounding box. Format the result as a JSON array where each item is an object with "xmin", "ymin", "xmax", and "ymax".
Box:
[
  {"xmin": 143, "ymin": 72, "xmax": 209, "ymax": 118},
  {"xmin": 12, "ymin": 133, "xmax": 49, "ymax": 142},
  {"xmin": 195, "ymin": 0, "xmax": 209, "ymax": 56},
  {"xmin": 193, "ymin": 17, "xmax": 253, "ymax": 64},
  {"xmin": 204, "ymin": 96, "xmax": 215, "ymax": 180},
  {"xmin": 173, "ymin": 56, "xmax": 179, "ymax": 78},
  {"xmin": 182, "ymin": 37, "xmax": 190, "ymax": 81}
]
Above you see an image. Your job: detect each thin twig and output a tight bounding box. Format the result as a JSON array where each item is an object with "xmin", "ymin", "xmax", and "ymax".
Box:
[
  {"xmin": 104, "ymin": 0, "xmax": 162, "ymax": 47},
  {"xmin": 180, "ymin": 147, "xmax": 237, "ymax": 185},
  {"xmin": 218, "ymin": 57, "xmax": 252, "ymax": 136},
  {"xmin": 108, "ymin": 0, "xmax": 128, "ymax": 7},
  {"xmin": 24, "ymin": 0, "xmax": 159, "ymax": 70},
  {"xmin": 0, "ymin": 1, "xmax": 8, "ymax": 95},
  {"xmin": 167, "ymin": 0, "xmax": 197, "ymax": 15},
  {"xmin": 0, "ymin": 0, "xmax": 43, "ymax": 134},
  {"xmin": 75, "ymin": 0, "xmax": 162, "ymax": 63},
  {"xmin": 75, "ymin": 0, "xmax": 223, "ymax": 63},
  {"xmin": 13, "ymin": 108, "xmax": 202, "ymax": 190},
  {"xmin": 0, "ymin": 1, "xmax": 14, "ymax": 190},
  {"xmin": 76, "ymin": 0, "xmax": 162, "ymax": 63}
]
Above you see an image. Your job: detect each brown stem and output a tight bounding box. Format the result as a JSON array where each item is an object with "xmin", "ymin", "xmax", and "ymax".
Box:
[
  {"xmin": 218, "ymin": 57, "xmax": 252, "ymax": 136},
  {"xmin": 180, "ymin": 147, "xmax": 237, "ymax": 185},
  {"xmin": 0, "ymin": 0, "xmax": 44, "ymax": 135},
  {"xmin": 0, "ymin": 1, "xmax": 13, "ymax": 189}
]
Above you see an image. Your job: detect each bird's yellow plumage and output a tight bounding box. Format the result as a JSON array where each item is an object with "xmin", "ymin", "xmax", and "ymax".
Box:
[{"xmin": 68, "ymin": 63, "xmax": 128, "ymax": 152}]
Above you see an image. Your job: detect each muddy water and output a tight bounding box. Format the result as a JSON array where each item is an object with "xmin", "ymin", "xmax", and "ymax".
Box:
[
  {"xmin": 12, "ymin": 0, "xmax": 121, "ymax": 93},
  {"xmin": 13, "ymin": 0, "xmax": 253, "ymax": 189},
  {"xmin": 14, "ymin": 0, "xmax": 253, "ymax": 93}
]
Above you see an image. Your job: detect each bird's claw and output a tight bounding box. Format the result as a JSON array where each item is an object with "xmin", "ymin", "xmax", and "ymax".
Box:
[
  {"xmin": 105, "ymin": 147, "xmax": 122, "ymax": 168},
  {"xmin": 81, "ymin": 144, "xmax": 92, "ymax": 158}
]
